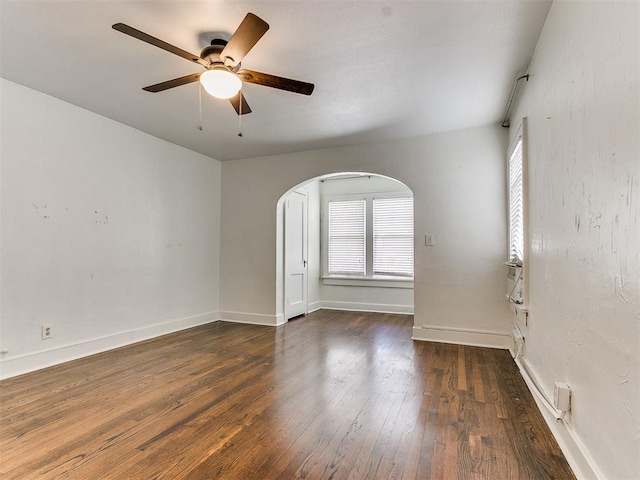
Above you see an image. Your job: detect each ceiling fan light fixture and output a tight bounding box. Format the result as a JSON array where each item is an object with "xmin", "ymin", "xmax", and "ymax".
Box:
[
  {"xmin": 113, "ymin": 13, "xmax": 314, "ymax": 117},
  {"xmin": 200, "ymin": 69, "xmax": 242, "ymax": 99}
]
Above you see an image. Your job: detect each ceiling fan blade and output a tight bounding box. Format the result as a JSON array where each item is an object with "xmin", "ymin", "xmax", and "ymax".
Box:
[
  {"xmin": 220, "ymin": 13, "xmax": 269, "ymax": 66},
  {"xmin": 142, "ymin": 73, "xmax": 202, "ymax": 93},
  {"xmin": 112, "ymin": 23, "xmax": 208, "ymax": 67},
  {"xmin": 237, "ymin": 69, "xmax": 314, "ymax": 95},
  {"xmin": 229, "ymin": 91, "xmax": 252, "ymax": 115}
]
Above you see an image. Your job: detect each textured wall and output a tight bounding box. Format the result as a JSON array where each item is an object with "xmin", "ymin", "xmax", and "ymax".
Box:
[{"xmin": 509, "ymin": 2, "xmax": 639, "ymax": 478}]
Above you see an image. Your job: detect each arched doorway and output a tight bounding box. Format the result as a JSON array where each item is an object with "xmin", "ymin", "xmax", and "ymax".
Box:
[{"xmin": 276, "ymin": 172, "xmax": 415, "ymax": 323}]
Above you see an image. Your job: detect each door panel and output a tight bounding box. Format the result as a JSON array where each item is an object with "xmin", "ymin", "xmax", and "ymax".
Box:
[{"xmin": 285, "ymin": 190, "xmax": 308, "ymax": 319}]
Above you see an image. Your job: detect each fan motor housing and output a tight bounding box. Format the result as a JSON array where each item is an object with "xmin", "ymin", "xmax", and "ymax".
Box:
[{"xmin": 200, "ymin": 39, "xmax": 239, "ymax": 70}]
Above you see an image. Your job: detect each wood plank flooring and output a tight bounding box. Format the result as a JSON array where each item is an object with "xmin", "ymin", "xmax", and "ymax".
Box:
[{"xmin": 0, "ymin": 310, "xmax": 576, "ymax": 479}]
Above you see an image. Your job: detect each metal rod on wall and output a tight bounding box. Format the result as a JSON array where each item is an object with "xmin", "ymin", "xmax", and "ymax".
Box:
[{"xmin": 501, "ymin": 74, "xmax": 529, "ymax": 128}]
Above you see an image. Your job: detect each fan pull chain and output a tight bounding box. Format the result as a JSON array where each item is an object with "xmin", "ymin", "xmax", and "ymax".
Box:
[
  {"xmin": 197, "ymin": 83, "xmax": 203, "ymax": 131},
  {"xmin": 237, "ymin": 94, "xmax": 243, "ymax": 137}
]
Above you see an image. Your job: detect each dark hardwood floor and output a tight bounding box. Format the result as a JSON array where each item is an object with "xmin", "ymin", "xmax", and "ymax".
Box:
[{"xmin": 0, "ymin": 310, "xmax": 575, "ymax": 479}]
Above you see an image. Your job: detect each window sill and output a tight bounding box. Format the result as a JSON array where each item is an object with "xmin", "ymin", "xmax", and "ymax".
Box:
[{"xmin": 322, "ymin": 276, "xmax": 414, "ymax": 288}]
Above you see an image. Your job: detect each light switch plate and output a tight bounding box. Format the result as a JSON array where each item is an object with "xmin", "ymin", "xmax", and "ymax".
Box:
[{"xmin": 425, "ymin": 234, "xmax": 435, "ymax": 246}]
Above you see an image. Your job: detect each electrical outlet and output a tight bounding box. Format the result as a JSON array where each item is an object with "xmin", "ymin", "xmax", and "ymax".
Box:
[
  {"xmin": 41, "ymin": 325, "xmax": 53, "ymax": 340},
  {"xmin": 554, "ymin": 382, "xmax": 571, "ymax": 412}
]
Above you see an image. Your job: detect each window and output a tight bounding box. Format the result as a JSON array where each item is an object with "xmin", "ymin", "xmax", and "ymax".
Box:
[
  {"xmin": 373, "ymin": 197, "xmax": 414, "ymax": 277},
  {"xmin": 327, "ymin": 199, "xmax": 366, "ymax": 275},
  {"xmin": 326, "ymin": 194, "xmax": 414, "ymax": 279},
  {"xmin": 506, "ymin": 119, "xmax": 527, "ymax": 307},
  {"xmin": 508, "ymin": 131, "xmax": 524, "ymax": 265}
]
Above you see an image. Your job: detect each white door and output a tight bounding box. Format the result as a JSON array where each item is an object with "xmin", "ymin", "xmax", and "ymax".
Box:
[{"xmin": 285, "ymin": 190, "xmax": 308, "ymax": 320}]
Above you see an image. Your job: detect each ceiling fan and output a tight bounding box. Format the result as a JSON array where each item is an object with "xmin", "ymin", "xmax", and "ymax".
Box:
[{"xmin": 112, "ymin": 13, "xmax": 314, "ymax": 115}]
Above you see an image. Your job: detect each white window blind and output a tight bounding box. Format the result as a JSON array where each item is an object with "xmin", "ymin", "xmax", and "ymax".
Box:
[
  {"xmin": 508, "ymin": 138, "xmax": 524, "ymax": 264},
  {"xmin": 328, "ymin": 199, "xmax": 366, "ymax": 275},
  {"xmin": 373, "ymin": 197, "xmax": 414, "ymax": 277}
]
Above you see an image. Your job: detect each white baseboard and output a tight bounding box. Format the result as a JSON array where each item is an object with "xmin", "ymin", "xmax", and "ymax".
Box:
[
  {"xmin": 412, "ymin": 325, "xmax": 511, "ymax": 349},
  {"xmin": 219, "ymin": 311, "xmax": 280, "ymax": 326},
  {"xmin": 307, "ymin": 301, "xmax": 323, "ymax": 314},
  {"xmin": 515, "ymin": 357, "xmax": 604, "ymax": 480},
  {"xmin": 318, "ymin": 301, "xmax": 413, "ymax": 315},
  {"xmin": 0, "ymin": 311, "xmax": 219, "ymax": 380}
]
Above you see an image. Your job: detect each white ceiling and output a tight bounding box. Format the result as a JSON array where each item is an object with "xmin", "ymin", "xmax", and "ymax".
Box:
[{"xmin": 0, "ymin": 0, "xmax": 552, "ymax": 161}]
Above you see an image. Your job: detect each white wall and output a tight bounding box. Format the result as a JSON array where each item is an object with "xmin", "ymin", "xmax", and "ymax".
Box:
[
  {"xmin": 0, "ymin": 79, "xmax": 221, "ymax": 378},
  {"xmin": 220, "ymin": 124, "xmax": 513, "ymax": 347},
  {"xmin": 320, "ymin": 174, "xmax": 411, "ymax": 197},
  {"xmin": 509, "ymin": 2, "xmax": 639, "ymax": 479},
  {"xmin": 319, "ymin": 175, "xmax": 414, "ymax": 313}
]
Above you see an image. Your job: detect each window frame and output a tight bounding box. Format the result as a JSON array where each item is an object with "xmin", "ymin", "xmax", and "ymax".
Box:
[
  {"xmin": 326, "ymin": 198, "xmax": 366, "ymax": 276},
  {"xmin": 508, "ymin": 126, "xmax": 525, "ymax": 266},
  {"xmin": 322, "ymin": 191, "xmax": 414, "ymax": 288},
  {"xmin": 372, "ymin": 196, "xmax": 414, "ymax": 278},
  {"xmin": 506, "ymin": 118, "xmax": 529, "ymax": 307}
]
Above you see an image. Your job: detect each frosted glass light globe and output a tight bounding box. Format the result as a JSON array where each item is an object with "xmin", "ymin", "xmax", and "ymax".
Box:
[{"xmin": 200, "ymin": 69, "xmax": 242, "ymax": 99}]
